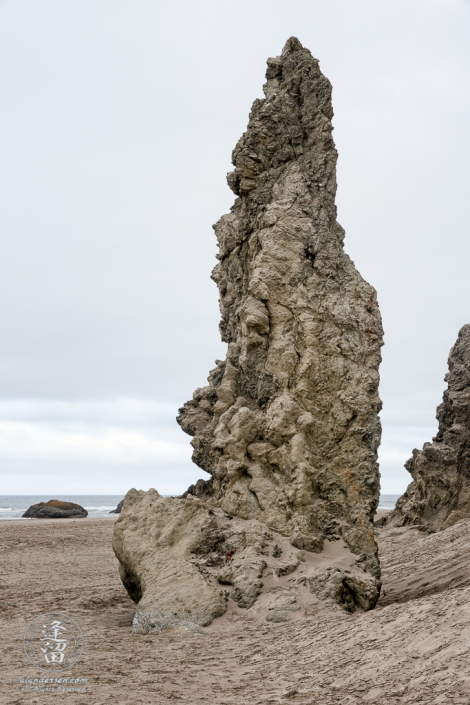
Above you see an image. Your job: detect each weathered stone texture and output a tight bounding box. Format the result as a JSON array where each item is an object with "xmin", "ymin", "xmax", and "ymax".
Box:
[
  {"xmin": 178, "ymin": 36, "xmax": 383, "ymax": 573},
  {"xmin": 384, "ymin": 324, "xmax": 470, "ymax": 531},
  {"xmin": 112, "ymin": 489, "xmax": 227, "ymax": 626},
  {"xmin": 114, "ymin": 37, "xmax": 383, "ymax": 626}
]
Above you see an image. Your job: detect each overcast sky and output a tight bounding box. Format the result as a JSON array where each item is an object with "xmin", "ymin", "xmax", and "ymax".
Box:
[{"xmin": 0, "ymin": 0, "xmax": 469, "ymax": 496}]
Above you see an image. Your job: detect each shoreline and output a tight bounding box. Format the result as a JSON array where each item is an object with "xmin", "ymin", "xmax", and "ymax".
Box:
[
  {"xmin": 2, "ymin": 507, "xmax": 470, "ymax": 703},
  {"xmin": 1, "ymin": 509, "xmax": 394, "ymax": 523},
  {"xmin": 0, "ymin": 516, "xmax": 118, "ymax": 523}
]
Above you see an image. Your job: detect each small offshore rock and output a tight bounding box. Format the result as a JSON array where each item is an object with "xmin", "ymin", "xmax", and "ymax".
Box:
[{"xmin": 22, "ymin": 500, "xmax": 88, "ymax": 519}]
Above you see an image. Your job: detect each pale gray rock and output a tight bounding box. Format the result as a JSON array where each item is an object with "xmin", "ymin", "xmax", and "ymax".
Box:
[
  {"xmin": 218, "ymin": 546, "xmax": 267, "ymax": 608},
  {"xmin": 383, "ymin": 324, "xmax": 470, "ymax": 531},
  {"xmin": 114, "ymin": 37, "xmax": 384, "ymax": 627},
  {"xmin": 265, "ymin": 596, "xmax": 300, "ymax": 622},
  {"xmin": 308, "ymin": 566, "xmax": 379, "ymax": 612},
  {"xmin": 112, "ymin": 489, "xmax": 227, "ymax": 627}
]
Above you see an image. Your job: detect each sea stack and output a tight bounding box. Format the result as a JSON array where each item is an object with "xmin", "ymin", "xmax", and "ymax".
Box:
[
  {"xmin": 22, "ymin": 500, "xmax": 88, "ymax": 519},
  {"xmin": 113, "ymin": 38, "xmax": 384, "ymax": 630},
  {"xmin": 383, "ymin": 324, "xmax": 470, "ymax": 531}
]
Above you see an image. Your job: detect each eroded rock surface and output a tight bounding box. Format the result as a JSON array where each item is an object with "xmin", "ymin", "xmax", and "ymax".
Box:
[
  {"xmin": 383, "ymin": 324, "xmax": 470, "ymax": 531},
  {"xmin": 113, "ymin": 489, "xmax": 227, "ymax": 629},
  {"xmin": 114, "ymin": 37, "xmax": 383, "ymax": 629},
  {"xmin": 113, "ymin": 488, "xmax": 380, "ymax": 631}
]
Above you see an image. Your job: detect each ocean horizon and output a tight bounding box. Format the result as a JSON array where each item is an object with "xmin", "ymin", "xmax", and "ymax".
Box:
[
  {"xmin": 0, "ymin": 493, "xmax": 400, "ymax": 520},
  {"xmin": 0, "ymin": 495, "xmax": 123, "ymax": 520}
]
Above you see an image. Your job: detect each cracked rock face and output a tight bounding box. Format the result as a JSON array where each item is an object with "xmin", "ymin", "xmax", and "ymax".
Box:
[
  {"xmin": 114, "ymin": 37, "xmax": 383, "ymax": 628},
  {"xmin": 383, "ymin": 324, "xmax": 470, "ymax": 532}
]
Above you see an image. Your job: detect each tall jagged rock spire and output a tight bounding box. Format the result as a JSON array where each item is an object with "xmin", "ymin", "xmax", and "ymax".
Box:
[
  {"xmin": 178, "ymin": 37, "xmax": 383, "ymax": 571},
  {"xmin": 384, "ymin": 324, "xmax": 470, "ymax": 531},
  {"xmin": 113, "ymin": 39, "xmax": 384, "ymax": 629}
]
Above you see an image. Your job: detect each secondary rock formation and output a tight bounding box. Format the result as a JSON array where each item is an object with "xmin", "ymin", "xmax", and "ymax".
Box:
[
  {"xmin": 22, "ymin": 499, "xmax": 88, "ymax": 519},
  {"xmin": 109, "ymin": 500, "xmax": 124, "ymax": 514},
  {"xmin": 113, "ymin": 37, "xmax": 384, "ymax": 630},
  {"xmin": 383, "ymin": 324, "xmax": 470, "ymax": 531}
]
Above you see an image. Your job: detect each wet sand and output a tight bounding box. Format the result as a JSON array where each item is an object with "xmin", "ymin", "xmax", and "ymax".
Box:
[{"xmin": 2, "ymin": 513, "xmax": 470, "ymax": 704}]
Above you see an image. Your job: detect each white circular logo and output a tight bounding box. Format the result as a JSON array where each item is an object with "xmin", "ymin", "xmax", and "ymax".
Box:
[{"xmin": 23, "ymin": 613, "xmax": 84, "ymax": 671}]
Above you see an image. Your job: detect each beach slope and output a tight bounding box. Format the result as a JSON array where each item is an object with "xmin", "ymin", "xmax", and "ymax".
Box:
[{"xmin": 2, "ymin": 515, "xmax": 470, "ymax": 703}]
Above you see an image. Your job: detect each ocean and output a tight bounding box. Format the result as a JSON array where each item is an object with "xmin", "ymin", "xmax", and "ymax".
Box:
[
  {"xmin": 378, "ymin": 494, "xmax": 400, "ymax": 509},
  {"xmin": 0, "ymin": 495, "xmax": 123, "ymax": 520},
  {"xmin": 0, "ymin": 494, "xmax": 400, "ymax": 520}
]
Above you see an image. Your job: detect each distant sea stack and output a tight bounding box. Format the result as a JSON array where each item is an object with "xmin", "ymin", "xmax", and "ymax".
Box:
[
  {"xmin": 109, "ymin": 500, "xmax": 124, "ymax": 514},
  {"xmin": 383, "ymin": 324, "xmax": 470, "ymax": 531},
  {"xmin": 23, "ymin": 500, "xmax": 88, "ymax": 519},
  {"xmin": 113, "ymin": 37, "xmax": 384, "ymax": 630}
]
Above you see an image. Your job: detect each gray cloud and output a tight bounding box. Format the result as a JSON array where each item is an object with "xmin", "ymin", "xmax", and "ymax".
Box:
[{"xmin": 0, "ymin": 0, "xmax": 469, "ymax": 494}]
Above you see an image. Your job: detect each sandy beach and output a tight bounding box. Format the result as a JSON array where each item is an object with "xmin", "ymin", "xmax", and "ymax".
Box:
[{"xmin": 2, "ymin": 512, "xmax": 470, "ymax": 704}]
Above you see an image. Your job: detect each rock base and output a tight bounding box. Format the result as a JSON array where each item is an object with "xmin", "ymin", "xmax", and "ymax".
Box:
[{"xmin": 113, "ymin": 489, "xmax": 381, "ymax": 632}]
